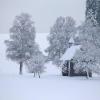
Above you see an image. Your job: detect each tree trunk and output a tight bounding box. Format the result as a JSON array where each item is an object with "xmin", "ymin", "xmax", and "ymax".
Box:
[
  {"xmin": 34, "ymin": 73, "xmax": 35, "ymax": 77},
  {"xmin": 19, "ymin": 62, "xmax": 23, "ymax": 75},
  {"xmin": 68, "ymin": 61, "xmax": 71, "ymax": 76},
  {"xmin": 86, "ymin": 68, "xmax": 89, "ymax": 79},
  {"xmin": 38, "ymin": 72, "xmax": 40, "ymax": 78}
]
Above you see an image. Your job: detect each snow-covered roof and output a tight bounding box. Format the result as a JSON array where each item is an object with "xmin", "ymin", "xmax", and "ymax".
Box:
[
  {"xmin": 69, "ymin": 37, "xmax": 75, "ymax": 44},
  {"xmin": 60, "ymin": 45, "xmax": 81, "ymax": 61}
]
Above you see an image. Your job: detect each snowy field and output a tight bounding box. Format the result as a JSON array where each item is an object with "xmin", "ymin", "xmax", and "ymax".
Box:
[
  {"xmin": 0, "ymin": 74, "xmax": 100, "ymax": 100},
  {"xmin": 0, "ymin": 34, "xmax": 100, "ymax": 100}
]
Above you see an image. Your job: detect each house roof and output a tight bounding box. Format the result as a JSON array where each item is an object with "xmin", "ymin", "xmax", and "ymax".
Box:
[
  {"xmin": 69, "ymin": 37, "xmax": 75, "ymax": 44},
  {"xmin": 60, "ymin": 45, "xmax": 81, "ymax": 61}
]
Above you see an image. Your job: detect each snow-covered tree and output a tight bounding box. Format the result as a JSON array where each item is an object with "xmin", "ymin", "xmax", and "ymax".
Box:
[
  {"xmin": 86, "ymin": 0, "xmax": 100, "ymax": 26},
  {"xmin": 86, "ymin": 0, "xmax": 96, "ymax": 20},
  {"xmin": 86, "ymin": 9, "xmax": 98, "ymax": 26},
  {"xmin": 74, "ymin": 20, "xmax": 100, "ymax": 78},
  {"xmin": 74, "ymin": 48, "xmax": 96, "ymax": 79},
  {"xmin": 25, "ymin": 51, "xmax": 46, "ymax": 78},
  {"xmin": 46, "ymin": 16, "xmax": 76, "ymax": 66},
  {"xmin": 5, "ymin": 13, "xmax": 37, "ymax": 75},
  {"xmin": 96, "ymin": 1, "xmax": 100, "ymax": 26}
]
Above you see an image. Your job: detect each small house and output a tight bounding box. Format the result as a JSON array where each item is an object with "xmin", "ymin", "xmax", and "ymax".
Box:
[{"xmin": 60, "ymin": 37, "xmax": 92, "ymax": 77}]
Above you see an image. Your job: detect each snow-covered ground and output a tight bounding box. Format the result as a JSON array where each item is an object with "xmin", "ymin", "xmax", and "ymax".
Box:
[
  {"xmin": 0, "ymin": 74, "xmax": 100, "ymax": 100},
  {"xmin": 0, "ymin": 34, "xmax": 100, "ymax": 100}
]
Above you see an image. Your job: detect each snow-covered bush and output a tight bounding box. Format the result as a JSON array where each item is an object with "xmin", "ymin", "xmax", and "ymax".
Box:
[{"xmin": 25, "ymin": 51, "xmax": 46, "ymax": 78}]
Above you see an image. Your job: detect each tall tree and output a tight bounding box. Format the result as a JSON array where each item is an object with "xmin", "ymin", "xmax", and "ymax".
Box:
[
  {"xmin": 5, "ymin": 13, "xmax": 37, "ymax": 75},
  {"xmin": 74, "ymin": 20, "xmax": 100, "ymax": 78},
  {"xmin": 46, "ymin": 16, "xmax": 76, "ymax": 66}
]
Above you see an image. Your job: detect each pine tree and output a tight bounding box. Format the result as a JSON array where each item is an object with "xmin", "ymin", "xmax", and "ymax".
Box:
[
  {"xmin": 86, "ymin": 0, "xmax": 96, "ymax": 18},
  {"xmin": 5, "ymin": 13, "xmax": 37, "ymax": 75},
  {"xmin": 86, "ymin": 0, "xmax": 100, "ymax": 25},
  {"xmin": 96, "ymin": 0, "xmax": 100, "ymax": 26}
]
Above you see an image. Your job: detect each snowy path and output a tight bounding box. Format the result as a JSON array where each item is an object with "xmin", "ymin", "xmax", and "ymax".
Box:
[{"xmin": 0, "ymin": 74, "xmax": 100, "ymax": 100}]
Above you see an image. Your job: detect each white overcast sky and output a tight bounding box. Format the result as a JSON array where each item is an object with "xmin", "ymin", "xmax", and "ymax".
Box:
[{"xmin": 0, "ymin": 0, "xmax": 86, "ymax": 33}]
